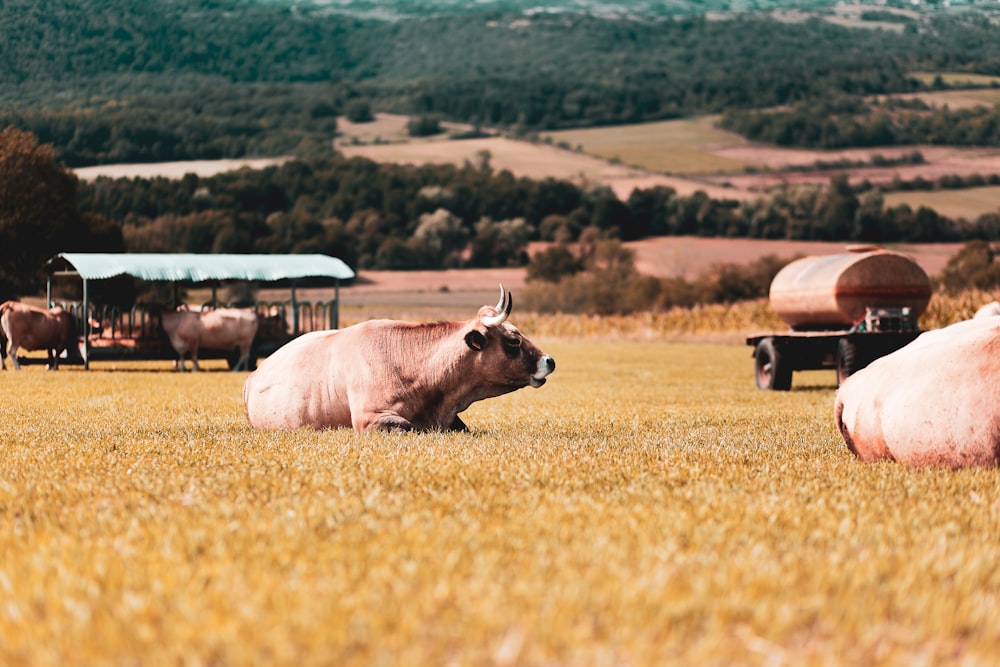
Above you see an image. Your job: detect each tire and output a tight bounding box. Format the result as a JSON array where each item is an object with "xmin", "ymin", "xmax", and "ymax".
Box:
[
  {"xmin": 755, "ymin": 338, "xmax": 792, "ymax": 391},
  {"xmin": 836, "ymin": 338, "xmax": 860, "ymax": 386},
  {"xmin": 837, "ymin": 338, "xmax": 858, "ymax": 387}
]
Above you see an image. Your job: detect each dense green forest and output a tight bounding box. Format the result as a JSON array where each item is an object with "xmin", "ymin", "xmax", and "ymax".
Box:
[{"xmin": 3, "ymin": 1, "xmax": 1000, "ymax": 165}]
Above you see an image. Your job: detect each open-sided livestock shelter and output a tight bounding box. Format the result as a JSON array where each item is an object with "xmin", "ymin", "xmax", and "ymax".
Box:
[{"xmin": 42, "ymin": 253, "xmax": 355, "ymax": 369}]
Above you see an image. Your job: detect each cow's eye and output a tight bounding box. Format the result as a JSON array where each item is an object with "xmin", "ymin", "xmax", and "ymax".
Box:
[{"xmin": 503, "ymin": 335, "xmax": 522, "ymax": 349}]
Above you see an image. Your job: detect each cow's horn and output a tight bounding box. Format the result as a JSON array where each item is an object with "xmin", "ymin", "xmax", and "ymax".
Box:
[{"xmin": 481, "ymin": 284, "xmax": 512, "ymax": 327}]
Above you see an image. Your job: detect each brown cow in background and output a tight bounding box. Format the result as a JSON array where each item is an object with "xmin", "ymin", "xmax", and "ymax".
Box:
[
  {"xmin": 0, "ymin": 301, "xmax": 79, "ymax": 371},
  {"xmin": 243, "ymin": 285, "xmax": 555, "ymax": 432},
  {"xmin": 161, "ymin": 306, "xmax": 259, "ymax": 372}
]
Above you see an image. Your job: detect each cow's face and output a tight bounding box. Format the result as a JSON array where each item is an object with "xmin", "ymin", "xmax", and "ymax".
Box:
[{"xmin": 463, "ymin": 286, "xmax": 555, "ymax": 390}]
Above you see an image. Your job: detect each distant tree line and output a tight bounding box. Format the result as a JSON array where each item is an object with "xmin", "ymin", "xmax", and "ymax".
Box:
[
  {"xmin": 752, "ymin": 150, "xmax": 927, "ymax": 175},
  {"xmin": 873, "ymin": 171, "xmax": 1000, "ymax": 193},
  {"xmin": 75, "ymin": 155, "xmax": 1000, "ymax": 273},
  {"xmin": 720, "ymin": 99, "xmax": 1000, "ymax": 149}
]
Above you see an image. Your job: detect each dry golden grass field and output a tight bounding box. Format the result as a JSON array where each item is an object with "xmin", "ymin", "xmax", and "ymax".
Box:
[{"xmin": 4, "ymin": 297, "xmax": 1000, "ymax": 666}]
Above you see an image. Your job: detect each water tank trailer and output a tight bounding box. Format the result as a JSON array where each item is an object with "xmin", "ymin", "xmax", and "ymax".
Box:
[{"xmin": 746, "ymin": 246, "xmax": 931, "ymax": 390}]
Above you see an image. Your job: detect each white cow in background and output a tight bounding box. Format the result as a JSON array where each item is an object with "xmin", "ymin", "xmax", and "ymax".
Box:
[
  {"xmin": 161, "ymin": 306, "xmax": 258, "ymax": 371},
  {"xmin": 835, "ymin": 316, "xmax": 1000, "ymax": 468}
]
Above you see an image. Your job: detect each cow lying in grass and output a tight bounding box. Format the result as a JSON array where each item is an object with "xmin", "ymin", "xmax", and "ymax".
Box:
[
  {"xmin": 243, "ymin": 285, "xmax": 555, "ymax": 432},
  {"xmin": 0, "ymin": 301, "xmax": 79, "ymax": 371},
  {"xmin": 835, "ymin": 316, "xmax": 1000, "ymax": 468}
]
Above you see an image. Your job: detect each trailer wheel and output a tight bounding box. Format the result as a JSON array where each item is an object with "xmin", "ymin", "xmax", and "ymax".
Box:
[
  {"xmin": 836, "ymin": 338, "xmax": 862, "ymax": 386},
  {"xmin": 755, "ymin": 338, "xmax": 792, "ymax": 391}
]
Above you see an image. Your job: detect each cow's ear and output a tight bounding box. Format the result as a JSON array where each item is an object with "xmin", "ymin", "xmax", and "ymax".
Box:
[{"xmin": 465, "ymin": 330, "xmax": 488, "ymax": 351}]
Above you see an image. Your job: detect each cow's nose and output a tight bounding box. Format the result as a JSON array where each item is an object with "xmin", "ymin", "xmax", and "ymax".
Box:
[{"xmin": 536, "ymin": 355, "xmax": 555, "ymax": 377}]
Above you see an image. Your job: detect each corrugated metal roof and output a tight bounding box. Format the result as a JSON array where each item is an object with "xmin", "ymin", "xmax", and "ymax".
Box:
[{"xmin": 45, "ymin": 253, "xmax": 355, "ymax": 282}]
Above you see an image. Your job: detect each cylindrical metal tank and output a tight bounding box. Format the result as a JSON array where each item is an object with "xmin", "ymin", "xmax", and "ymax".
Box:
[{"xmin": 769, "ymin": 247, "xmax": 931, "ymax": 330}]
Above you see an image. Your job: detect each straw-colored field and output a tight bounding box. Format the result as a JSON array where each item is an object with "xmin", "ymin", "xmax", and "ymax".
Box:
[
  {"xmin": 868, "ymin": 73, "xmax": 1000, "ymax": 121},
  {"xmin": 336, "ymin": 113, "xmax": 1000, "ymax": 219},
  {"xmin": 883, "ymin": 185, "xmax": 1000, "ymax": 222},
  {"xmin": 539, "ymin": 116, "xmax": 750, "ymax": 175},
  {"xmin": 908, "ymin": 72, "xmax": 1000, "ymax": 90},
  {"xmin": 4, "ymin": 322, "xmax": 1000, "ymax": 665},
  {"xmin": 894, "ymin": 88, "xmax": 1000, "ymax": 111},
  {"xmin": 336, "ymin": 134, "xmax": 749, "ymax": 202}
]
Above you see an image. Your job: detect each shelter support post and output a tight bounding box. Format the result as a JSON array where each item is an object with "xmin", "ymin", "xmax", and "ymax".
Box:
[
  {"xmin": 83, "ymin": 277, "xmax": 90, "ymax": 370},
  {"xmin": 334, "ymin": 280, "xmax": 340, "ymax": 329},
  {"xmin": 291, "ymin": 285, "xmax": 299, "ymax": 335}
]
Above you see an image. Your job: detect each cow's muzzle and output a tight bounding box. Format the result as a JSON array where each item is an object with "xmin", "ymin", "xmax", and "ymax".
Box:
[{"xmin": 531, "ymin": 355, "xmax": 555, "ymax": 387}]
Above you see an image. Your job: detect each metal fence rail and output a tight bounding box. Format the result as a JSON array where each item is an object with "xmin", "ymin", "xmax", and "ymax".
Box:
[{"xmin": 40, "ymin": 298, "xmax": 341, "ymax": 369}]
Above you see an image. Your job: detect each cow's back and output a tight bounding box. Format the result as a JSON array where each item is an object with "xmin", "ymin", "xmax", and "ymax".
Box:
[
  {"xmin": 244, "ymin": 329, "xmax": 353, "ymax": 429},
  {"xmin": 199, "ymin": 309, "xmax": 258, "ymax": 349},
  {"xmin": 836, "ymin": 317, "xmax": 1000, "ymax": 468}
]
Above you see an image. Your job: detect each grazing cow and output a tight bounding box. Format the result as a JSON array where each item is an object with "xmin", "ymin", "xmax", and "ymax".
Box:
[
  {"xmin": 0, "ymin": 301, "xmax": 79, "ymax": 371},
  {"xmin": 835, "ymin": 316, "xmax": 1000, "ymax": 468},
  {"xmin": 974, "ymin": 300, "xmax": 1000, "ymax": 318},
  {"xmin": 161, "ymin": 306, "xmax": 259, "ymax": 371},
  {"xmin": 243, "ymin": 285, "xmax": 556, "ymax": 432}
]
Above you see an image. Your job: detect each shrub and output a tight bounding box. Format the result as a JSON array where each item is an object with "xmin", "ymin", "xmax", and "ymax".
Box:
[
  {"xmin": 344, "ymin": 99, "xmax": 374, "ymax": 123},
  {"xmin": 936, "ymin": 240, "xmax": 1000, "ymax": 294},
  {"xmin": 406, "ymin": 115, "xmax": 444, "ymax": 137},
  {"xmin": 526, "ymin": 245, "xmax": 583, "ymax": 283},
  {"xmin": 695, "ymin": 254, "xmax": 793, "ymax": 304}
]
